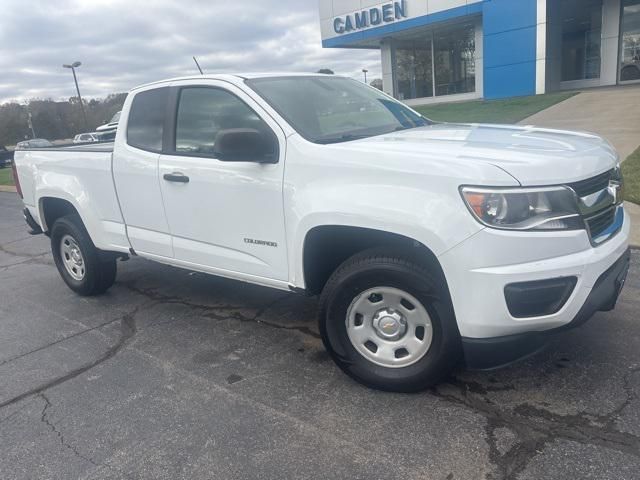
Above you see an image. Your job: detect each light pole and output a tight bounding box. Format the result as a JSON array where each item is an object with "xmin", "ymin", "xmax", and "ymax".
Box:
[
  {"xmin": 27, "ymin": 112, "xmax": 36, "ymax": 138},
  {"xmin": 63, "ymin": 61, "xmax": 88, "ymax": 129},
  {"xmin": 362, "ymin": 68, "xmax": 368, "ymax": 83},
  {"xmin": 23, "ymin": 102, "xmax": 36, "ymax": 138}
]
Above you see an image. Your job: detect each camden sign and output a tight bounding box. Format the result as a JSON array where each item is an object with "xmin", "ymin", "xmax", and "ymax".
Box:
[{"xmin": 333, "ymin": 0, "xmax": 408, "ymax": 34}]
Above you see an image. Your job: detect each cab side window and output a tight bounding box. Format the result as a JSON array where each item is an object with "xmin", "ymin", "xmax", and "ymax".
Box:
[
  {"xmin": 175, "ymin": 87, "xmax": 270, "ymax": 156},
  {"xmin": 127, "ymin": 87, "xmax": 169, "ymax": 152}
]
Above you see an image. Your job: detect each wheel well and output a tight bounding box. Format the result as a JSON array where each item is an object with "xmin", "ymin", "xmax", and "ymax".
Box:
[
  {"xmin": 302, "ymin": 225, "xmax": 446, "ymax": 295},
  {"xmin": 40, "ymin": 197, "xmax": 79, "ymax": 233}
]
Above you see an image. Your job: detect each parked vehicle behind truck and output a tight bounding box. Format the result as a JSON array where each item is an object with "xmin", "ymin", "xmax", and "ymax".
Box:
[
  {"xmin": 73, "ymin": 133, "xmax": 99, "ymax": 144},
  {"xmin": 12, "ymin": 74, "xmax": 630, "ymax": 392},
  {"xmin": 15, "ymin": 138, "xmax": 53, "ymax": 150},
  {"xmin": 0, "ymin": 145, "xmax": 13, "ymax": 168},
  {"xmin": 95, "ymin": 110, "xmax": 120, "ymax": 134}
]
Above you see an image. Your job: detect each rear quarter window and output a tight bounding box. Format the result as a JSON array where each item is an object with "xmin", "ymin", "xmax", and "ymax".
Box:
[{"xmin": 127, "ymin": 87, "xmax": 169, "ymax": 152}]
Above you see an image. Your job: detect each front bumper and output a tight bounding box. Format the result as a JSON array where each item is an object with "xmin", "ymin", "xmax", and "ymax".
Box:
[
  {"xmin": 462, "ymin": 248, "xmax": 630, "ymax": 370},
  {"xmin": 438, "ymin": 206, "xmax": 630, "ymax": 368}
]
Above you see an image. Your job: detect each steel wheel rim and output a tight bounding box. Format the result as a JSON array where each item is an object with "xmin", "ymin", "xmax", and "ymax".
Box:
[
  {"xmin": 60, "ymin": 234, "xmax": 85, "ymax": 281},
  {"xmin": 346, "ymin": 286, "xmax": 434, "ymax": 368}
]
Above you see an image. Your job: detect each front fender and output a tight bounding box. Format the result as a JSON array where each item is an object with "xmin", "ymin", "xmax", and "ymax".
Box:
[
  {"xmin": 282, "ymin": 133, "xmax": 520, "ymax": 289},
  {"xmin": 286, "ymin": 182, "xmax": 484, "ymax": 288}
]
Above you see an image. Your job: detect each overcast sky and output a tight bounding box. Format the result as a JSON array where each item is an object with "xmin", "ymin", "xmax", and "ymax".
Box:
[{"xmin": 0, "ymin": 0, "xmax": 381, "ymax": 104}]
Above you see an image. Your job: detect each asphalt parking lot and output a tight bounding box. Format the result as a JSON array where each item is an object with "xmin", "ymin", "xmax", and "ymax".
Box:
[{"xmin": 1, "ymin": 191, "xmax": 639, "ymax": 480}]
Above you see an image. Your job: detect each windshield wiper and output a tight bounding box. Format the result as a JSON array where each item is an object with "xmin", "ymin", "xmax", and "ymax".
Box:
[{"xmin": 316, "ymin": 133, "xmax": 371, "ymax": 144}]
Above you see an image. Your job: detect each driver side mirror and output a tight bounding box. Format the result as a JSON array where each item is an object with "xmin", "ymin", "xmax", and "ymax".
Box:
[{"xmin": 213, "ymin": 128, "xmax": 278, "ymax": 164}]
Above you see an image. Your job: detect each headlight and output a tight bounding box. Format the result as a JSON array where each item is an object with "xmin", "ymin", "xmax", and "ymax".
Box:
[{"xmin": 461, "ymin": 186, "xmax": 583, "ymax": 231}]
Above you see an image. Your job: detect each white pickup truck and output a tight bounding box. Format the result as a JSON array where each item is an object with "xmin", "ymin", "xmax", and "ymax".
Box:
[{"xmin": 12, "ymin": 74, "xmax": 630, "ymax": 392}]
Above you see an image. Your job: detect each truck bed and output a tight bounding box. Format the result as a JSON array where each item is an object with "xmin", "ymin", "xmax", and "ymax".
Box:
[
  {"xmin": 22, "ymin": 141, "xmax": 115, "ymax": 153},
  {"xmin": 13, "ymin": 143, "xmax": 127, "ymax": 252}
]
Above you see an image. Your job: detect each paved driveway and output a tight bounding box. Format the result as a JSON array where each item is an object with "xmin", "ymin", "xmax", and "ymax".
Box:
[
  {"xmin": 1, "ymin": 191, "xmax": 639, "ymax": 480},
  {"xmin": 520, "ymin": 84, "xmax": 640, "ymax": 161}
]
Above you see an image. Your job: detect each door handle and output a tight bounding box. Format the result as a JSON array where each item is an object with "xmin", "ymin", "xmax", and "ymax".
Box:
[{"xmin": 163, "ymin": 172, "xmax": 190, "ymax": 183}]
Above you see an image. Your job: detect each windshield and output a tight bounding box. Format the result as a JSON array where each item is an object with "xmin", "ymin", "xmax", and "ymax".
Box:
[
  {"xmin": 246, "ymin": 76, "xmax": 430, "ymax": 144},
  {"xmin": 110, "ymin": 111, "xmax": 121, "ymax": 123}
]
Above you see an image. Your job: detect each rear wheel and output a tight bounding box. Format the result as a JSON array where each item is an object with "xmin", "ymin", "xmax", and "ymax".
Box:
[
  {"xmin": 318, "ymin": 249, "xmax": 462, "ymax": 392},
  {"xmin": 621, "ymin": 66, "xmax": 640, "ymax": 82},
  {"xmin": 51, "ymin": 214, "xmax": 117, "ymax": 296}
]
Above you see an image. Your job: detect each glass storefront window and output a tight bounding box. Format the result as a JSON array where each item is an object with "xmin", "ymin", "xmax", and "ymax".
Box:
[
  {"xmin": 393, "ymin": 22, "xmax": 476, "ymax": 100},
  {"xmin": 620, "ymin": 0, "xmax": 640, "ymax": 82},
  {"xmin": 433, "ymin": 24, "xmax": 476, "ymax": 96},
  {"xmin": 560, "ymin": 0, "xmax": 603, "ymax": 81},
  {"xmin": 395, "ymin": 39, "xmax": 433, "ymax": 100}
]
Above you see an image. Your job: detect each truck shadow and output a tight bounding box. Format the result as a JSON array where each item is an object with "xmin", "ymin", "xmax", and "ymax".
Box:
[{"xmin": 114, "ymin": 253, "xmax": 640, "ymax": 397}]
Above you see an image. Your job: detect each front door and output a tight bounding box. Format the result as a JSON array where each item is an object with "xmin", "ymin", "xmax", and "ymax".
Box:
[{"xmin": 158, "ymin": 81, "xmax": 289, "ymax": 282}]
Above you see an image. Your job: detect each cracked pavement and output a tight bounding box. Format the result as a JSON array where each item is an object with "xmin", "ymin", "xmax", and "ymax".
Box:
[{"xmin": 1, "ymin": 192, "xmax": 639, "ymax": 480}]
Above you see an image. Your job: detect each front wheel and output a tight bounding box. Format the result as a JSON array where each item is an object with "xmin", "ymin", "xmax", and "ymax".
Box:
[
  {"xmin": 51, "ymin": 214, "xmax": 117, "ymax": 296},
  {"xmin": 318, "ymin": 249, "xmax": 462, "ymax": 392}
]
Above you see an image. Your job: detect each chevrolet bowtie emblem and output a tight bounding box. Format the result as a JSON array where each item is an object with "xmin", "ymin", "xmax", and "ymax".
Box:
[{"xmin": 608, "ymin": 183, "xmax": 620, "ymax": 204}]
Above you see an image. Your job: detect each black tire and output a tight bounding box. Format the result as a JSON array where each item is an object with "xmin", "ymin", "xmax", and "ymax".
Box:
[
  {"xmin": 50, "ymin": 214, "xmax": 117, "ymax": 296},
  {"xmin": 621, "ymin": 66, "xmax": 640, "ymax": 82},
  {"xmin": 318, "ymin": 248, "xmax": 461, "ymax": 392}
]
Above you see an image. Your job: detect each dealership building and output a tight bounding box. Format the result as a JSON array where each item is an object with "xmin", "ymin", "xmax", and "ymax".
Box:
[{"xmin": 319, "ymin": 0, "xmax": 640, "ymax": 104}]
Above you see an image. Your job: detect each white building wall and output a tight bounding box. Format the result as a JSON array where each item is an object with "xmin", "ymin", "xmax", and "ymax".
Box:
[
  {"xmin": 474, "ymin": 15, "xmax": 484, "ymax": 99},
  {"xmin": 381, "ymin": 38, "xmax": 395, "ymax": 95},
  {"xmin": 536, "ymin": 0, "xmax": 547, "ymax": 94}
]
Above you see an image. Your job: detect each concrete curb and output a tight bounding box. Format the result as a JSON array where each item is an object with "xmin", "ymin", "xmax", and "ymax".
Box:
[
  {"xmin": 0, "ymin": 185, "xmax": 17, "ymax": 193},
  {"xmin": 624, "ymin": 201, "xmax": 640, "ymax": 249}
]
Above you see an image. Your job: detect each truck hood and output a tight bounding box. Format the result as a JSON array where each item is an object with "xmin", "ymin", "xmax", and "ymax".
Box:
[{"xmin": 339, "ymin": 123, "xmax": 618, "ymax": 185}]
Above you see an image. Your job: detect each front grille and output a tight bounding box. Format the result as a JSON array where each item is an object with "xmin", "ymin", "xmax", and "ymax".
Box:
[
  {"xmin": 565, "ymin": 169, "xmax": 621, "ymax": 244},
  {"xmin": 568, "ymin": 170, "xmax": 612, "ymax": 197},
  {"xmin": 586, "ymin": 207, "xmax": 616, "ymax": 239}
]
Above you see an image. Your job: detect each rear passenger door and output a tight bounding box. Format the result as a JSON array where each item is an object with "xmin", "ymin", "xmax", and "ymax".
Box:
[
  {"xmin": 112, "ymin": 86, "xmax": 174, "ymax": 258},
  {"xmin": 157, "ymin": 80, "xmax": 289, "ymax": 282}
]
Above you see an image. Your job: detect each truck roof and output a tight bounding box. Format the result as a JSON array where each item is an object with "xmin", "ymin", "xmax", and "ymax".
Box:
[{"xmin": 131, "ymin": 72, "xmax": 337, "ymax": 92}]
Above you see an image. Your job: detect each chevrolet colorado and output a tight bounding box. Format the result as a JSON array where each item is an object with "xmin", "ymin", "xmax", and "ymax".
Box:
[{"xmin": 12, "ymin": 74, "xmax": 630, "ymax": 392}]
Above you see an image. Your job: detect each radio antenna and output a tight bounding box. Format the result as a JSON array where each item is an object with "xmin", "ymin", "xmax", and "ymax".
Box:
[{"xmin": 193, "ymin": 56, "xmax": 204, "ymax": 75}]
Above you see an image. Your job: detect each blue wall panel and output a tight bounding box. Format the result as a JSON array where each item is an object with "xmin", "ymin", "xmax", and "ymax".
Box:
[
  {"xmin": 484, "ymin": 62, "xmax": 537, "ymax": 100},
  {"xmin": 482, "ymin": 0, "xmax": 539, "ymax": 99},
  {"xmin": 483, "ymin": 26, "xmax": 537, "ymax": 68},
  {"xmin": 482, "ymin": 0, "xmax": 538, "ymax": 35}
]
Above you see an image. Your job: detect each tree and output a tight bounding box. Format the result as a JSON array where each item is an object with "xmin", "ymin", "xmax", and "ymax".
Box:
[
  {"xmin": 0, "ymin": 93, "xmax": 128, "ymax": 146},
  {"xmin": 317, "ymin": 68, "xmax": 334, "ymax": 75},
  {"xmin": 370, "ymin": 78, "xmax": 383, "ymax": 90},
  {"xmin": 0, "ymin": 103, "xmax": 30, "ymax": 146}
]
